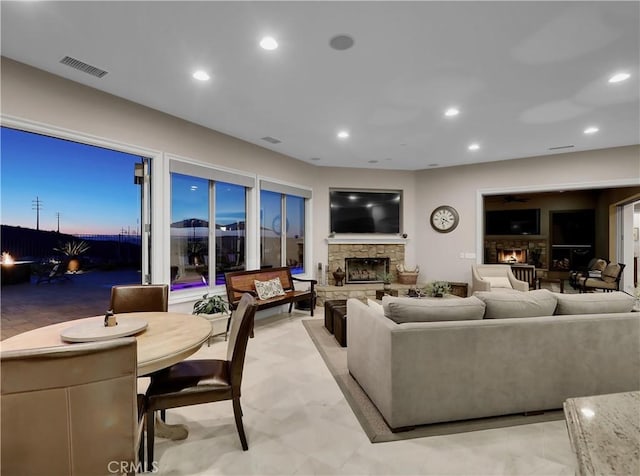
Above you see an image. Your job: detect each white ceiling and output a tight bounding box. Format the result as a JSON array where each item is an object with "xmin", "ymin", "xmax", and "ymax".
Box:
[{"xmin": 1, "ymin": 1, "xmax": 639, "ymax": 171}]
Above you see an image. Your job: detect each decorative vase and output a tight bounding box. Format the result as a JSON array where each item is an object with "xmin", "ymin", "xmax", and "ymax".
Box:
[
  {"xmin": 332, "ymin": 267, "xmax": 345, "ymax": 286},
  {"xmin": 383, "ymin": 282, "xmax": 391, "ymax": 291}
]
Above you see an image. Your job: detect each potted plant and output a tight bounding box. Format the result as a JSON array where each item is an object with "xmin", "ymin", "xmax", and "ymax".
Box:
[
  {"xmin": 193, "ymin": 293, "xmax": 228, "ymax": 315},
  {"xmin": 423, "ymin": 280, "xmax": 451, "ymax": 298},
  {"xmin": 54, "ymin": 239, "xmax": 90, "ymax": 273},
  {"xmin": 187, "ymin": 241, "xmax": 206, "ymax": 266},
  {"xmin": 193, "ymin": 293, "xmax": 229, "ymax": 342},
  {"xmin": 378, "ymin": 272, "xmax": 394, "ymax": 291}
]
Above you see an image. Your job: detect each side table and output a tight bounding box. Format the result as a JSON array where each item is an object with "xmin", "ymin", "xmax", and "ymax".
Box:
[
  {"xmin": 537, "ymin": 277, "xmax": 564, "ymax": 293},
  {"xmin": 324, "ymin": 299, "xmax": 346, "ymax": 334},
  {"xmin": 449, "ymin": 282, "xmax": 469, "ymax": 298},
  {"xmin": 376, "ymin": 289, "xmax": 398, "ymax": 300},
  {"xmin": 333, "ymin": 307, "xmax": 348, "ymax": 347}
]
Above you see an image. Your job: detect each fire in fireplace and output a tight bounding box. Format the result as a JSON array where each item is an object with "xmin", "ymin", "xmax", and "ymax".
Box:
[
  {"xmin": 496, "ymin": 248, "xmax": 528, "ymax": 264},
  {"xmin": 345, "ymin": 257, "xmax": 390, "ymax": 284}
]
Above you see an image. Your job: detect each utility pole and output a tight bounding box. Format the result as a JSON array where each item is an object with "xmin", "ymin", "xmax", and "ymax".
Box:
[
  {"xmin": 56, "ymin": 212, "xmax": 61, "ymax": 233},
  {"xmin": 32, "ymin": 196, "xmax": 43, "ymax": 231}
]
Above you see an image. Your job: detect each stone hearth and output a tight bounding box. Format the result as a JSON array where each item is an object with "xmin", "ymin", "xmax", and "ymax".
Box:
[{"xmin": 327, "ymin": 243, "xmax": 405, "ymax": 286}]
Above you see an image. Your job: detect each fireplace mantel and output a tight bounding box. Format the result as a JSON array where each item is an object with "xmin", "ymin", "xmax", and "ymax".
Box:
[{"xmin": 326, "ymin": 236, "xmax": 408, "ymax": 245}]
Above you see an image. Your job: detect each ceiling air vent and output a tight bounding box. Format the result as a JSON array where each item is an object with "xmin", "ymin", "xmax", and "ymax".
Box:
[
  {"xmin": 261, "ymin": 136, "xmax": 282, "ymax": 144},
  {"xmin": 59, "ymin": 56, "xmax": 108, "ymax": 78},
  {"xmin": 548, "ymin": 145, "xmax": 574, "ymax": 151}
]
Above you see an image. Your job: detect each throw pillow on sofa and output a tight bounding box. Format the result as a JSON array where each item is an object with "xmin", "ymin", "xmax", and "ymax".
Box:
[
  {"xmin": 484, "ymin": 276, "xmax": 512, "ymax": 289},
  {"xmin": 474, "ymin": 289, "xmax": 557, "ymax": 319},
  {"xmin": 554, "ymin": 291, "xmax": 635, "ymax": 315},
  {"xmin": 381, "ymin": 296, "xmax": 486, "ymax": 324}
]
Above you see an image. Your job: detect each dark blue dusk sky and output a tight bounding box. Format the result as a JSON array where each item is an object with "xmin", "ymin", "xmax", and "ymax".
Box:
[{"xmin": 1, "ymin": 127, "xmax": 141, "ymax": 234}]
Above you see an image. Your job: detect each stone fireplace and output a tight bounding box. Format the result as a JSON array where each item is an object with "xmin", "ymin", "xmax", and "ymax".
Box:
[
  {"xmin": 496, "ymin": 248, "xmax": 528, "ymax": 264},
  {"xmin": 345, "ymin": 257, "xmax": 390, "ymax": 284},
  {"xmin": 327, "ymin": 242, "xmax": 405, "ymax": 286},
  {"xmin": 484, "ymin": 238, "xmax": 547, "ymax": 269}
]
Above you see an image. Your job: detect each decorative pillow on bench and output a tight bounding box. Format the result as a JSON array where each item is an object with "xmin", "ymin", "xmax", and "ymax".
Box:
[
  {"xmin": 554, "ymin": 291, "xmax": 635, "ymax": 315},
  {"xmin": 474, "ymin": 289, "xmax": 557, "ymax": 319},
  {"xmin": 254, "ymin": 277, "xmax": 286, "ymax": 300},
  {"xmin": 381, "ymin": 296, "xmax": 486, "ymax": 324}
]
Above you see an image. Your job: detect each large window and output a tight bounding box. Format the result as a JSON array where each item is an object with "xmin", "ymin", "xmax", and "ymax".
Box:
[
  {"xmin": 169, "ymin": 160, "xmax": 253, "ymax": 291},
  {"xmin": 215, "ymin": 182, "xmax": 246, "ymax": 285},
  {"xmin": 286, "ymin": 195, "xmax": 305, "ymax": 274},
  {"xmin": 170, "ymin": 174, "xmax": 209, "ymax": 290},
  {"xmin": 260, "ymin": 183, "xmax": 309, "ymax": 274},
  {"xmin": 260, "ymin": 190, "xmax": 282, "ymax": 269}
]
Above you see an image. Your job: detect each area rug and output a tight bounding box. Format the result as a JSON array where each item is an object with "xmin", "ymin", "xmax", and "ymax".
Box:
[{"xmin": 302, "ymin": 318, "xmax": 564, "ymax": 443}]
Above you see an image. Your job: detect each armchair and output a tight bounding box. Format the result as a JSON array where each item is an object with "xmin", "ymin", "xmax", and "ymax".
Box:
[
  {"xmin": 471, "ymin": 264, "xmax": 529, "ymax": 293},
  {"xmin": 578, "ymin": 262, "xmax": 625, "ymax": 292},
  {"xmin": 569, "ymin": 258, "xmax": 608, "ymax": 290}
]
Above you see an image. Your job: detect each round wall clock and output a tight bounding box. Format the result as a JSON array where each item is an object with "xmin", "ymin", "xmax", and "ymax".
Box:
[{"xmin": 430, "ymin": 205, "xmax": 459, "ymax": 233}]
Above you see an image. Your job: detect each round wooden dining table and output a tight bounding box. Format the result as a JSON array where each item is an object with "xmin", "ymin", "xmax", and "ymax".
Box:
[{"xmin": 1, "ymin": 312, "xmax": 212, "ymax": 376}]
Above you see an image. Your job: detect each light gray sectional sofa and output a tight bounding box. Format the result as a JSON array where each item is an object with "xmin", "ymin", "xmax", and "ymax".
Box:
[{"xmin": 346, "ymin": 291, "xmax": 639, "ymax": 431}]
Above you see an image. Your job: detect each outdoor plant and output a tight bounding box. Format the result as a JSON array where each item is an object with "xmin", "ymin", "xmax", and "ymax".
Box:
[
  {"xmin": 423, "ymin": 280, "xmax": 451, "ymax": 297},
  {"xmin": 193, "ymin": 293, "xmax": 228, "ymax": 315},
  {"xmin": 54, "ymin": 240, "xmax": 90, "ymax": 257}
]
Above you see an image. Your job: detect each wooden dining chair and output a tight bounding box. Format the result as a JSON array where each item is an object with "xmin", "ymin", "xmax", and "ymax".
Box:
[
  {"xmin": 110, "ymin": 284, "xmax": 169, "ymax": 313},
  {"xmin": 144, "ymin": 293, "xmax": 258, "ymax": 464},
  {"xmin": 1, "ymin": 338, "xmax": 145, "ymax": 475}
]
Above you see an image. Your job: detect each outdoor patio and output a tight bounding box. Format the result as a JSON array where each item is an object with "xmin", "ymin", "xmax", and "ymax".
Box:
[{"xmin": 1, "ymin": 269, "xmax": 142, "ymax": 340}]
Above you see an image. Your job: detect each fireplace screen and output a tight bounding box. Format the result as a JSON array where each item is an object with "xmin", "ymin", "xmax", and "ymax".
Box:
[{"xmin": 345, "ymin": 257, "xmax": 390, "ymax": 284}]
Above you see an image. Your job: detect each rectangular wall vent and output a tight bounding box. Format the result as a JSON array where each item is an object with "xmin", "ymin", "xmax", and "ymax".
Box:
[
  {"xmin": 548, "ymin": 145, "xmax": 575, "ymax": 150},
  {"xmin": 261, "ymin": 136, "xmax": 282, "ymax": 144},
  {"xmin": 59, "ymin": 56, "xmax": 108, "ymax": 78}
]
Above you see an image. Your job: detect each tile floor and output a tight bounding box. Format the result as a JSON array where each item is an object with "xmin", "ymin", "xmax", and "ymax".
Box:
[
  {"xmin": 1, "ymin": 274, "xmax": 576, "ymax": 475},
  {"xmin": 148, "ymin": 311, "xmax": 576, "ymax": 475}
]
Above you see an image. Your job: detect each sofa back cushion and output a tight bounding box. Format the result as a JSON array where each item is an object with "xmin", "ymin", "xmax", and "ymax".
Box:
[
  {"xmin": 474, "ymin": 289, "xmax": 557, "ymax": 319},
  {"xmin": 555, "ymin": 291, "xmax": 635, "ymax": 315},
  {"xmin": 382, "ymin": 296, "xmax": 485, "ymax": 324}
]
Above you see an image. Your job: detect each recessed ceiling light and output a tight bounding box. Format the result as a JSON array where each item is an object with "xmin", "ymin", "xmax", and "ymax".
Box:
[
  {"xmin": 337, "ymin": 130, "xmax": 350, "ymax": 139},
  {"xmin": 368, "ymin": 160, "xmax": 379, "ymax": 164},
  {"xmin": 608, "ymin": 72, "xmax": 630, "ymax": 83},
  {"xmin": 584, "ymin": 126, "xmax": 599, "ymax": 134},
  {"xmin": 444, "ymin": 108, "xmax": 460, "ymax": 117},
  {"xmin": 468, "ymin": 143, "xmax": 480, "ymax": 151},
  {"xmin": 192, "ymin": 70, "xmax": 210, "ymax": 81},
  {"xmin": 260, "ymin": 36, "xmax": 278, "ymax": 50}
]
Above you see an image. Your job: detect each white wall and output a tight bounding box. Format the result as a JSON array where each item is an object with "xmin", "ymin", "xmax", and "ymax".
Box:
[
  {"xmin": 2, "ymin": 57, "xmax": 639, "ymax": 295},
  {"xmin": 415, "ymin": 148, "xmax": 640, "ymax": 286},
  {"xmin": 0, "ymin": 58, "xmax": 420, "ymax": 287}
]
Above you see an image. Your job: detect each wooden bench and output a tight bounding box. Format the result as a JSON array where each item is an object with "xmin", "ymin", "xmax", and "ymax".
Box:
[{"xmin": 224, "ymin": 267, "xmax": 317, "ymax": 327}]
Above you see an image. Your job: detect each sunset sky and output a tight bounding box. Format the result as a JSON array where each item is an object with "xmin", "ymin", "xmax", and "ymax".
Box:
[{"xmin": 1, "ymin": 127, "xmax": 142, "ymax": 235}]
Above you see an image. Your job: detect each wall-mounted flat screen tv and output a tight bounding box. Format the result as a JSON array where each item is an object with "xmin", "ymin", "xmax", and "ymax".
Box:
[
  {"xmin": 330, "ymin": 189, "xmax": 401, "ymax": 234},
  {"xmin": 485, "ymin": 209, "xmax": 540, "ymax": 235}
]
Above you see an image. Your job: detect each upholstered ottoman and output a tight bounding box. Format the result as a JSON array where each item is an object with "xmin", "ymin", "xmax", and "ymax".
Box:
[
  {"xmin": 324, "ymin": 299, "xmax": 346, "ymax": 334},
  {"xmin": 333, "ymin": 306, "xmax": 348, "ymax": 347}
]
